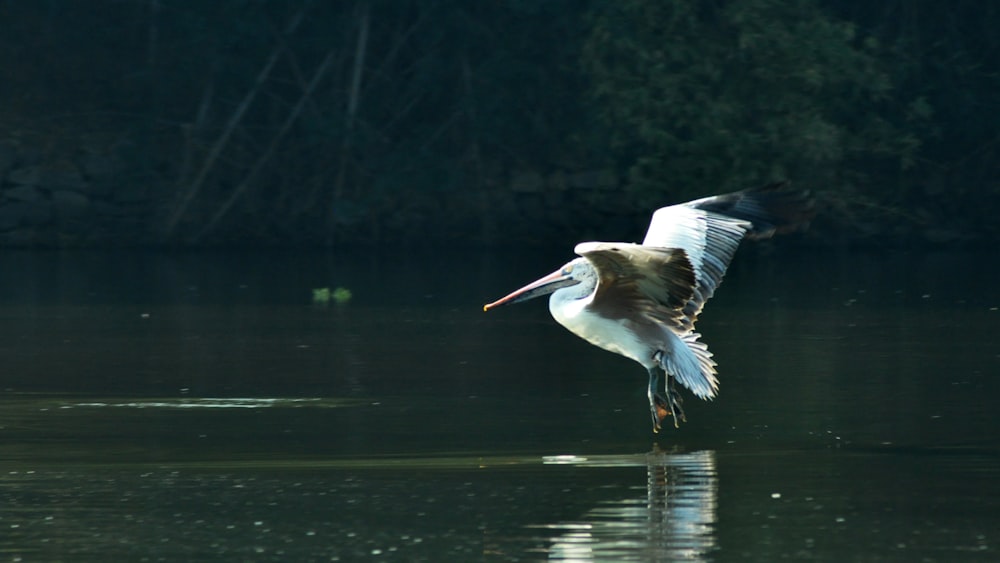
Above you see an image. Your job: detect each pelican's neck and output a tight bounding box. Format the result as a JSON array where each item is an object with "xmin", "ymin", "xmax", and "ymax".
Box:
[{"xmin": 548, "ymin": 275, "xmax": 596, "ymax": 327}]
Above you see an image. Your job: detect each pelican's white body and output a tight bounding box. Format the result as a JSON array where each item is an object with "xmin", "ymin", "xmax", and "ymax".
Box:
[
  {"xmin": 549, "ymin": 288, "xmax": 648, "ymax": 366},
  {"xmin": 547, "ymin": 276, "xmax": 716, "ymax": 398}
]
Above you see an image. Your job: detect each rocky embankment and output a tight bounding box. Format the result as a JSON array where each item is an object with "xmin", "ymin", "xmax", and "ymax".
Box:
[{"xmin": 0, "ymin": 141, "xmax": 156, "ymax": 245}]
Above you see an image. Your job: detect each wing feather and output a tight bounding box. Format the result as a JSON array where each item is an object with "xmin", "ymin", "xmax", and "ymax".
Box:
[
  {"xmin": 642, "ymin": 182, "xmax": 813, "ymax": 327},
  {"xmin": 683, "ymin": 181, "xmax": 815, "ymax": 240},
  {"xmin": 574, "ymin": 243, "xmax": 696, "ymax": 331},
  {"xmin": 643, "ymin": 208, "xmax": 749, "ymax": 328}
]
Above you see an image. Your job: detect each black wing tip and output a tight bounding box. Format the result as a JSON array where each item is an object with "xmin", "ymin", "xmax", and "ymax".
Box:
[
  {"xmin": 697, "ymin": 181, "xmax": 816, "ymax": 240},
  {"xmin": 751, "ymin": 181, "xmax": 816, "ymax": 238}
]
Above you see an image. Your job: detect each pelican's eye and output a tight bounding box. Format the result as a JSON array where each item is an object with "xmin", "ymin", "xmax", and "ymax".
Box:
[{"xmin": 561, "ymin": 265, "xmax": 573, "ymax": 276}]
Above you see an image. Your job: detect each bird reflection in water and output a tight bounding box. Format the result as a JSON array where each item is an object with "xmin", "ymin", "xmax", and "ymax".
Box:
[{"xmin": 535, "ymin": 447, "xmax": 717, "ymax": 561}]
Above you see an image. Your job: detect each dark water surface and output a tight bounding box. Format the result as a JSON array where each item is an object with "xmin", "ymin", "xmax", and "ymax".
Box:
[{"xmin": 0, "ymin": 248, "xmax": 997, "ymax": 561}]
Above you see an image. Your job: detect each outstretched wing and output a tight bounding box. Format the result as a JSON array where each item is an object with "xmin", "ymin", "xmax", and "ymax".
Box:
[
  {"xmin": 574, "ymin": 242, "xmax": 696, "ymax": 331},
  {"xmin": 642, "ymin": 182, "xmax": 814, "ymax": 328}
]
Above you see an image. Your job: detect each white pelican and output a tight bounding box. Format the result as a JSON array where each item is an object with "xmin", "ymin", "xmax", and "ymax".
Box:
[{"xmin": 484, "ymin": 183, "xmax": 814, "ymax": 431}]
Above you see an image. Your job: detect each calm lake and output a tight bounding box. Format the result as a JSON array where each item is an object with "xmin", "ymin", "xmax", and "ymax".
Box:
[{"xmin": 0, "ymin": 248, "xmax": 998, "ymax": 561}]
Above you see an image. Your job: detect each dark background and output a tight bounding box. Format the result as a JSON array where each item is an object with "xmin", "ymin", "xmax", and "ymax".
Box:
[{"xmin": 0, "ymin": 0, "xmax": 996, "ymax": 247}]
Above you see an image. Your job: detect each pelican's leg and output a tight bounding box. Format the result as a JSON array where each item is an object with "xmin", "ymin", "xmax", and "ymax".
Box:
[
  {"xmin": 651, "ymin": 351, "xmax": 686, "ymax": 429},
  {"xmin": 665, "ymin": 375, "xmax": 686, "ymax": 428},
  {"xmin": 647, "ymin": 367, "xmax": 671, "ymax": 433}
]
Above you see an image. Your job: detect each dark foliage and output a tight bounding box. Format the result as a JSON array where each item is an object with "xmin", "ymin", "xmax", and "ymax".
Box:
[{"xmin": 0, "ymin": 1, "xmax": 995, "ymax": 246}]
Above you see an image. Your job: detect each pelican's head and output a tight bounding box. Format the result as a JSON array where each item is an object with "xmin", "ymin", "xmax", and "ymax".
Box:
[{"xmin": 483, "ymin": 258, "xmax": 589, "ymax": 311}]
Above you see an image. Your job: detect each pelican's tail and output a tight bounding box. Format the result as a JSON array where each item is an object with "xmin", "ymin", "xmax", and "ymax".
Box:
[{"xmin": 660, "ymin": 332, "xmax": 719, "ymax": 399}]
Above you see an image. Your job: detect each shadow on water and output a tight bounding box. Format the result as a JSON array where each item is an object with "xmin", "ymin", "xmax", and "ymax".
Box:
[{"xmin": 0, "ymin": 248, "xmax": 998, "ymax": 560}]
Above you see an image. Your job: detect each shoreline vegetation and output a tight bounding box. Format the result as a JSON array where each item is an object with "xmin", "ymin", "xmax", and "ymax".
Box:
[{"xmin": 0, "ymin": 2, "xmax": 995, "ymax": 248}]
